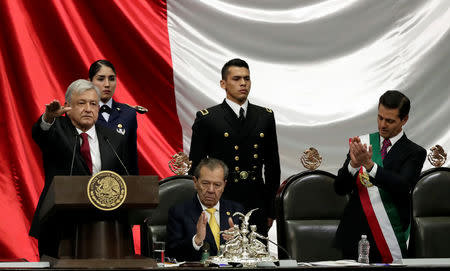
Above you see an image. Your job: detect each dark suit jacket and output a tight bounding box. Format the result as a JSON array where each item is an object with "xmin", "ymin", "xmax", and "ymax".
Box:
[
  {"xmin": 334, "ymin": 133, "xmax": 426, "ymax": 261},
  {"xmin": 166, "ymin": 196, "xmax": 244, "ymax": 261},
  {"xmin": 189, "ymin": 100, "xmax": 280, "ymax": 233},
  {"xmin": 30, "ymin": 115, "xmax": 130, "ymax": 256},
  {"xmin": 97, "ymin": 99, "xmax": 138, "ymax": 175}
]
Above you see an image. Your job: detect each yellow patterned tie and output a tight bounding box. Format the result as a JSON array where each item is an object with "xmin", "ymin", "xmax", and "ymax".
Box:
[{"xmin": 206, "ymin": 208, "xmax": 220, "ymax": 249}]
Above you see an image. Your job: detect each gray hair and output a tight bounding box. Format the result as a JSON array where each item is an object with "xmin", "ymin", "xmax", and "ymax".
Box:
[
  {"xmin": 65, "ymin": 79, "xmax": 100, "ymax": 103},
  {"xmin": 193, "ymin": 157, "xmax": 229, "ymax": 180}
]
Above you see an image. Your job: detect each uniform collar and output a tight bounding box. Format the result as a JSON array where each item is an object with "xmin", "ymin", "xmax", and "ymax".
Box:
[
  {"xmin": 100, "ymin": 99, "xmax": 113, "ymax": 108},
  {"xmin": 225, "ymin": 98, "xmax": 248, "ymax": 118}
]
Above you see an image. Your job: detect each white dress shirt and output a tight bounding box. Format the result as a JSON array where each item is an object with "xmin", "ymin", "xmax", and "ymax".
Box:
[{"xmin": 225, "ymin": 98, "xmax": 248, "ymax": 118}]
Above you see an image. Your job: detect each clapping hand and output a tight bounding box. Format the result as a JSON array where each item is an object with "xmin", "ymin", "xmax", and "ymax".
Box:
[
  {"xmin": 194, "ymin": 211, "xmax": 208, "ymax": 246},
  {"xmin": 349, "ymin": 136, "xmax": 374, "ymax": 170}
]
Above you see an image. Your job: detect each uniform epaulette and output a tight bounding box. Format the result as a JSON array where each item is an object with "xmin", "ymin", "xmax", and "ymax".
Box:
[
  {"xmin": 265, "ymin": 108, "xmax": 273, "ymax": 113},
  {"xmin": 124, "ymin": 103, "xmax": 148, "ymax": 114},
  {"xmin": 200, "ymin": 109, "xmax": 209, "ymax": 116}
]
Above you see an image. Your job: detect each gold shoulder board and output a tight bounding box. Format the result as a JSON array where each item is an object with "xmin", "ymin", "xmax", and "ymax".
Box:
[{"xmin": 200, "ymin": 109, "xmax": 209, "ymax": 116}]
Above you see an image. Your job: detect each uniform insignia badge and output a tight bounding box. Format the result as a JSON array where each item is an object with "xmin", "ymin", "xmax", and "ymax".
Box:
[
  {"xmin": 116, "ymin": 124, "xmax": 125, "ymax": 135},
  {"xmin": 266, "ymin": 108, "xmax": 273, "ymax": 113},
  {"xmin": 200, "ymin": 109, "xmax": 209, "ymax": 116}
]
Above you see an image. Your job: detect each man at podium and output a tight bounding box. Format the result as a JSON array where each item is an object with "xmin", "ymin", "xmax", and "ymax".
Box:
[{"xmin": 30, "ymin": 79, "xmax": 131, "ymax": 258}]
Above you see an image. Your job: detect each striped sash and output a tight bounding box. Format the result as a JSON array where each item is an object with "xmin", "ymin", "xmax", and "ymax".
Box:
[{"xmin": 355, "ymin": 132, "xmax": 408, "ymax": 263}]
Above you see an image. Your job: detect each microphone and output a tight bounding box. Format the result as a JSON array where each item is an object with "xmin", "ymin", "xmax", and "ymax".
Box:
[
  {"xmin": 104, "ymin": 136, "xmax": 130, "ymax": 176},
  {"xmin": 69, "ymin": 134, "xmax": 79, "ymax": 176},
  {"xmin": 266, "ymin": 239, "xmax": 293, "ymax": 260}
]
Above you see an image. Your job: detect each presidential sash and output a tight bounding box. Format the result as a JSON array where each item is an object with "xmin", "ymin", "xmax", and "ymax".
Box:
[{"xmin": 355, "ymin": 132, "xmax": 407, "ymax": 263}]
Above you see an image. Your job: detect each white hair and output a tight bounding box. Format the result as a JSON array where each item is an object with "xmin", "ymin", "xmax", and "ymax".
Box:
[{"xmin": 65, "ymin": 79, "xmax": 100, "ymax": 103}]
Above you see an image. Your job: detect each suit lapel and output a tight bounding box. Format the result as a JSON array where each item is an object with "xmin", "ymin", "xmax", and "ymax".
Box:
[
  {"xmin": 190, "ymin": 196, "xmax": 203, "ymax": 224},
  {"xmin": 219, "ymin": 199, "xmax": 230, "ymax": 231},
  {"xmin": 108, "ymin": 100, "xmax": 120, "ymax": 123},
  {"xmin": 221, "ymin": 101, "xmax": 240, "ymax": 132},
  {"xmin": 383, "ymin": 134, "xmax": 408, "ymax": 168},
  {"xmin": 96, "ymin": 125, "xmax": 111, "ymax": 171}
]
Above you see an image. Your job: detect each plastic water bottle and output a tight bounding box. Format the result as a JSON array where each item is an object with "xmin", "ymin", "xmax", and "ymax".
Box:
[{"xmin": 358, "ymin": 235, "xmax": 370, "ymax": 264}]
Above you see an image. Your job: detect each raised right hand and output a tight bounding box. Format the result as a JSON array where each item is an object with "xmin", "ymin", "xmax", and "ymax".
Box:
[{"xmin": 44, "ymin": 100, "xmax": 71, "ymax": 123}]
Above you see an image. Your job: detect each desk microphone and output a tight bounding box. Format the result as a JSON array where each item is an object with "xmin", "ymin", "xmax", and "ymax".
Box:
[
  {"xmin": 104, "ymin": 136, "xmax": 130, "ymax": 176},
  {"xmin": 69, "ymin": 134, "xmax": 79, "ymax": 176},
  {"xmin": 267, "ymin": 239, "xmax": 292, "ymax": 260}
]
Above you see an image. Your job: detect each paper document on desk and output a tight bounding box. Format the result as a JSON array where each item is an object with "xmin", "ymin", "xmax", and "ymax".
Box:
[
  {"xmin": 310, "ymin": 260, "xmax": 364, "ymax": 266},
  {"xmin": 0, "ymin": 262, "xmax": 50, "ymax": 268},
  {"xmin": 401, "ymin": 258, "xmax": 450, "ymax": 266}
]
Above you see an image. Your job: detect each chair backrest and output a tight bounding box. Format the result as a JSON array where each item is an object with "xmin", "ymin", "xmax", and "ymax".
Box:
[
  {"xmin": 276, "ymin": 170, "xmax": 349, "ymax": 261},
  {"xmin": 140, "ymin": 175, "xmax": 196, "ymax": 256},
  {"xmin": 410, "ymin": 167, "xmax": 450, "ymax": 257}
]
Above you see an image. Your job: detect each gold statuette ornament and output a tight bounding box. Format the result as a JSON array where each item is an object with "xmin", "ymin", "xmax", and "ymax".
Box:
[
  {"xmin": 87, "ymin": 171, "xmax": 127, "ymax": 211},
  {"xmin": 168, "ymin": 152, "xmax": 192, "ymax": 175},
  {"xmin": 428, "ymin": 145, "xmax": 447, "ymax": 167},
  {"xmin": 300, "ymin": 147, "xmax": 322, "ymax": 170}
]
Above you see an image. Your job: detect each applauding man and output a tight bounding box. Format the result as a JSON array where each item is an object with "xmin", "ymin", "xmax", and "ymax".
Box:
[
  {"xmin": 167, "ymin": 158, "xmax": 244, "ymax": 261},
  {"xmin": 334, "ymin": 90, "xmax": 426, "ymax": 263}
]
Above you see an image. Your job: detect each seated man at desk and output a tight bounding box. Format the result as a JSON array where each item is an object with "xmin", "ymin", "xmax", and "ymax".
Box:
[{"xmin": 167, "ymin": 158, "xmax": 244, "ymax": 261}]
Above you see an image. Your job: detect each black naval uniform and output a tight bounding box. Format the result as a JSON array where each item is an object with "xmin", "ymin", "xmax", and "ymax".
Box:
[{"xmin": 189, "ymin": 100, "xmax": 281, "ymax": 234}]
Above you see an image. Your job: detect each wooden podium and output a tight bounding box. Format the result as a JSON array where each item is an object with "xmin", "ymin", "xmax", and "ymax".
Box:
[{"xmin": 38, "ymin": 175, "xmax": 159, "ymax": 268}]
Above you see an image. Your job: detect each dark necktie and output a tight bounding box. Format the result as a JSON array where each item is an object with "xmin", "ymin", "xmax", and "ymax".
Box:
[
  {"xmin": 80, "ymin": 133, "xmax": 93, "ymax": 173},
  {"xmin": 100, "ymin": 105, "xmax": 111, "ymax": 114},
  {"xmin": 380, "ymin": 138, "xmax": 391, "ymax": 160},
  {"xmin": 239, "ymin": 107, "xmax": 245, "ymax": 123}
]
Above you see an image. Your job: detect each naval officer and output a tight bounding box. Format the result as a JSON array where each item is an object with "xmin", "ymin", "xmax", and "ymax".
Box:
[{"xmin": 189, "ymin": 58, "xmax": 281, "ymax": 234}]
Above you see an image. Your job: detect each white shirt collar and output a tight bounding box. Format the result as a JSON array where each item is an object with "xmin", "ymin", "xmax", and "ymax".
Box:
[
  {"xmin": 76, "ymin": 125, "xmax": 97, "ymax": 139},
  {"xmin": 100, "ymin": 99, "xmax": 113, "ymax": 108},
  {"xmin": 225, "ymin": 98, "xmax": 248, "ymax": 118},
  {"xmin": 380, "ymin": 130, "xmax": 404, "ymax": 149},
  {"xmin": 197, "ymin": 194, "xmax": 220, "ymax": 211}
]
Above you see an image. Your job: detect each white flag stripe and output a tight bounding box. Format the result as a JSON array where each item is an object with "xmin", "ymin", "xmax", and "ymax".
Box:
[{"xmin": 168, "ymin": 1, "xmax": 450, "ymax": 182}]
